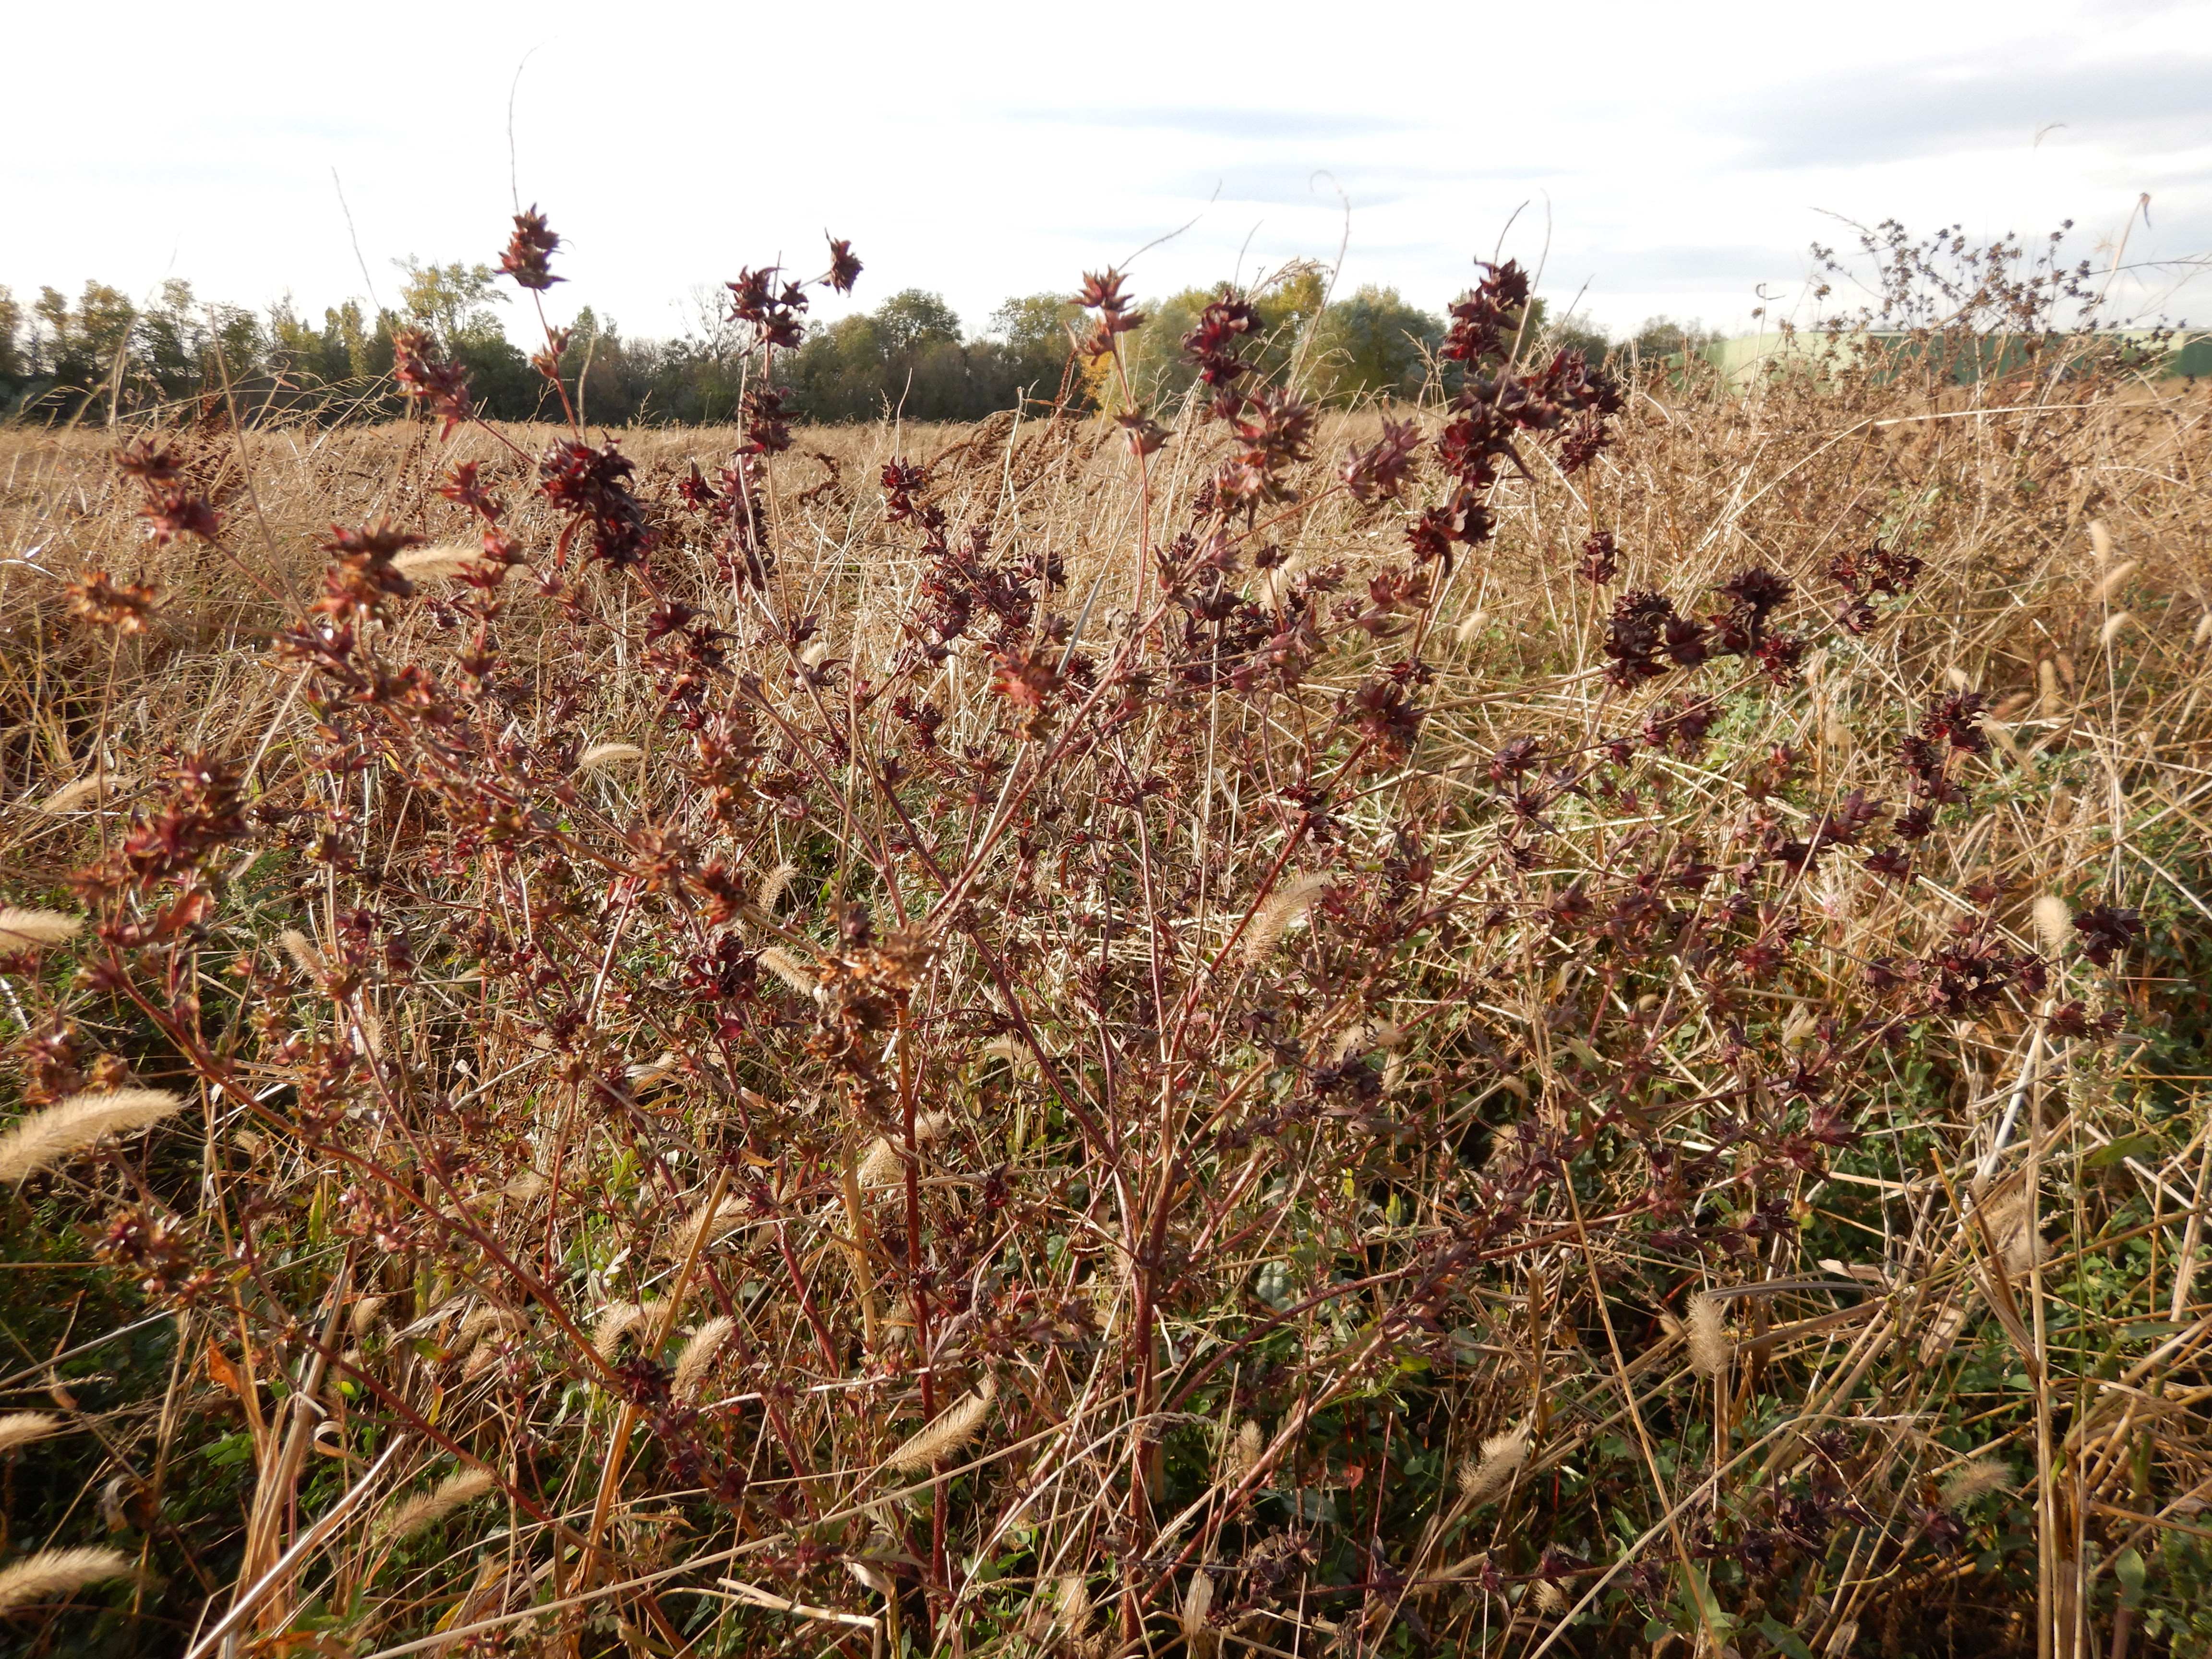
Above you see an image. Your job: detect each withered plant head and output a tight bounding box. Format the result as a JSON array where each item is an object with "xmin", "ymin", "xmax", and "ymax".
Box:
[{"xmin": 498, "ymin": 205, "xmax": 564, "ymax": 291}]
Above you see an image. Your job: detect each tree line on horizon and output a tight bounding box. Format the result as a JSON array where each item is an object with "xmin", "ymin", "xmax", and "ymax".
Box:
[{"xmin": 0, "ymin": 259, "xmax": 1720, "ymax": 427}]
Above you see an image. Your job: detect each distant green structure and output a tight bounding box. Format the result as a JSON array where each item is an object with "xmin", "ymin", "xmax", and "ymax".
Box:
[{"xmin": 1697, "ymin": 329, "xmax": 2210, "ymax": 389}]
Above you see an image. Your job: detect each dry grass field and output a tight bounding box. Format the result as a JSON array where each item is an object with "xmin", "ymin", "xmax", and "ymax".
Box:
[{"xmin": 1, "ymin": 278, "xmax": 2211, "ymax": 1659}]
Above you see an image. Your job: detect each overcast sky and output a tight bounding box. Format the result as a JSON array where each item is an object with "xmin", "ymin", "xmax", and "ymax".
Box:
[{"xmin": 7, "ymin": 0, "xmax": 2209, "ymax": 344}]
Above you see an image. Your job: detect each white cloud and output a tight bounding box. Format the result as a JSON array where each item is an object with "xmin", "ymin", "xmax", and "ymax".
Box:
[{"xmin": 5, "ymin": 0, "xmax": 2206, "ymax": 342}]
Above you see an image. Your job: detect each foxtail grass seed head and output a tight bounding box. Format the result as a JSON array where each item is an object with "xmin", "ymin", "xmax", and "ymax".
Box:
[
  {"xmin": 0, "ymin": 1547, "xmax": 132, "ymax": 1615},
  {"xmin": 0, "ymin": 1412, "xmax": 62, "ymax": 1455},
  {"xmin": 1226, "ymin": 1418, "xmax": 1263, "ymax": 1480},
  {"xmin": 2091, "ymin": 560, "xmax": 2137, "ymax": 603},
  {"xmin": 757, "ymin": 946, "xmax": 819, "ymax": 996},
  {"xmin": 383, "ymin": 1468, "xmax": 496, "ymax": 1541},
  {"xmin": 0, "ymin": 908, "xmax": 82, "ymax": 950},
  {"xmin": 38, "ymin": 775, "xmax": 132, "ymax": 814},
  {"xmin": 2032, "ymin": 895, "xmax": 2072, "ymax": 956},
  {"xmin": 2088, "ymin": 519, "xmax": 2112, "ymax": 561},
  {"xmin": 856, "ymin": 1136, "xmax": 903, "ymax": 1189},
  {"xmin": 1180, "ymin": 1568, "xmax": 1217, "ymax": 1653},
  {"xmin": 1940, "ymin": 1456, "xmax": 2014, "ymax": 1509},
  {"xmin": 350, "ymin": 1295, "xmax": 389, "ymax": 1338},
  {"xmin": 673, "ymin": 1316, "xmax": 734, "ymax": 1401},
  {"xmin": 280, "ymin": 928, "xmax": 325, "ymax": 975},
  {"xmin": 0, "ymin": 1089, "xmax": 184, "ymax": 1185},
  {"xmin": 592, "ymin": 1302, "xmax": 648, "ymax": 1359},
  {"xmin": 1244, "ymin": 875, "xmax": 1327, "ymax": 962},
  {"xmin": 2196, "ymin": 612, "xmax": 2212, "ymax": 648},
  {"xmin": 391, "ymin": 543, "xmax": 490, "ymax": 582},
  {"xmin": 673, "ymin": 1196, "xmax": 747, "ymax": 1257},
  {"xmin": 886, "ymin": 1377, "xmax": 995, "ymax": 1472},
  {"xmin": 2100, "ymin": 611, "xmax": 2135, "ymax": 646},
  {"xmin": 1057, "ymin": 1572, "xmax": 1094, "ymax": 1634},
  {"xmin": 1456, "ymin": 1421, "xmax": 1530, "ymax": 1506},
  {"xmin": 576, "ymin": 742, "xmax": 643, "ymax": 772},
  {"xmin": 1686, "ymin": 1292, "xmax": 1733, "ymax": 1378},
  {"xmin": 757, "ymin": 861, "xmax": 799, "ymax": 911},
  {"xmin": 1984, "ymin": 1191, "xmax": 2042, "ymax": 1276}
]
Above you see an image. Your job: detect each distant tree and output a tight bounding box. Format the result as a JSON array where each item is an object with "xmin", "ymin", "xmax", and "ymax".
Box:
[
  {"xmin": 1309, "ymin": 286, "xmax": 1443, "ymax": 402},
  {"xmin": 0, "ymin": 287, "xmax": 24, "ymax": 394},
  {"xmin": 1543, "ymin": 312, "xmax": 1612, "ymax": 364},
  {"xmin": 871, "ymin": 290, "xmax": 962, "ymax": 357},
  {"xmin": 34, "ymin": 281, "xmax": 136, "ymax": 394},
  {"xmin": 132, "ymin": 279, "xmax": 263, "ymax": 401},
  {"xmin": 395, "ymin": 259, "xmax": 508, "ymax": 349},
  {"xmin": 1627, "ymin": 315, "xmax": 1720, "ymax": 362},
  {"xmin": 326, "ymin": 301, "xmax": 392, "ymax": 382},
  {"xmin": 987, "ymin": 292, "xmax": 1083, "ymax": 407},
  {"xmin": 1102, "ymin": 264, "xmax": 1333, "ymax": 413},
  {"xmin": 389, "ymin": 259, "xmax": 538, "ymax": 418},
  {"xmin": 774, "ymin": 289, "xmax": 1067, "ymax": 424}
]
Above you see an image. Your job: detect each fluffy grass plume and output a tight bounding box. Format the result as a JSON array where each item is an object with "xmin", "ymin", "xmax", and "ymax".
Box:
[
  {"xmin": 1940, "ymin": 1456, "xmax": 2015, "ymax": 1509},
  {"xmin": 756, "ymin": 861, "xmax": 800, "ymax": 911},
  {"xmin": 349, "ymin": 1295, "xmax": 388, "ymax": 1337},
  {"xmin": 673, "ymin": 1317, "xmax": 734, "ymax": 1401},
  {"xmin": 2032, "ymin": 895, "xmax": 2073, "ymax": 956},
  {"xmin": 576, "ymin": 742, "xmax": 643, "ymax": 772},
  {"xmin": 856, "ymin": 1136, "xmax": 903, "ymax": 1188},
  {"xmin": 591, "ymin": 1301, "xmax": 667, "ymax": 1359},
  {"xmin": 670, "ymin": 1196, "xmax": 748, "ymax": 1257},
  {"xmin": 0, "ymin": 1413, "xmax": 62, "ymax": 1455},
  {"xmin": 886, "ymin": 1379, "xmax": 996, "ymax": 1473},
  {"xmin": 0, "ymin": 908, "xmax": 81, "ymax": 950},
  {"xmin": 1242, "ymin": 874, "xmax": 1328, "ymax": 962},
  {"xmin": 392, "ymin": 543, "xmax": 499, "ymax": 582},
  {"xmin": 279, "ymin": 928, "xmax": 325, "ymax": 975},
  {"xmin": 1056, "ymin": 1572, "xmax": 1094, "ymax": 1636},
  {"xmin": 1455, "ymin": 1421, "xmax": 1530, "ymax": 1505},
  {"xmin": 0, "ymin": 1089, "xmax": 183, "ymax": 1184},
  {"xmin": 38, "ymin": 775, "xmax": 132, "ymax": 814},
  {"xmin": 382, "ymin": 1468, "xmax": 496, "ymax": 1542},
  {"xmin": 756, "ymin": 946, "xmax": 818, "ymax": 996},
  {"xmin": 1686, "ymin": 1292, "xmax": 1733, "ymax": 1378},
  {"xmin": 1983, "ymin": 1190, "xmax": 2043, "ymax": 1276},
  {"xmin": 1179, "ymin": 1566, "xmax": 1216, "ymax": 1653},
  {"xmin": 2091, "ymin": 559, "xmax": 2138, "ymax": 603},
  {"xmin": 0, "ymin": 1548, "xmax": 132, "ymax": 1615},
  {"xmin": 1225, "ymin": 1418, "xmax": 1262, "ymax": 1481}
]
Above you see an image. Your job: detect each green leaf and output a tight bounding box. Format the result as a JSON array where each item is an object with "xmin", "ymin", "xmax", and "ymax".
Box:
[
  {"xmin": 2116, "ymin": 1545, "xmax": 2148, "ymax": 1608},
  {"xmin": 1760, "ymin": 1616, "xmax": 1818, "ymax": 1659},
  {"xmin": 2121, "ymin": 1320, "xmax": 2192, "ymax": 1342},
  {"xmin": 2084, "ymin": 1132, "xmax": 2158, "ymax": 1169}
]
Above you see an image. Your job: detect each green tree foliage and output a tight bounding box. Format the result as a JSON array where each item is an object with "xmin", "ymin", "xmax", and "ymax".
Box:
[
  {"xmin": 776, "ymin": 289, "xmax": 1080, "ymax": 423},
  {"xmin": 395, "ymin": 258, "xmax": 538, "ymax": 418},
  {"xmin": 135, "ymin": 280, "xmax": 261, "ymax": 397},
  {"xmin": 394, "ymin": 259, "xmax": 506, "ymax": 348},
  {"xmin": 33, "ymin": 281, "xmax": 137, "ymax": 395},
  {"xmin": 0, "ymin": 287, "xmax": 24, "ymax": 386},
  {"xmin": 0, "ymin": 261, "xmax": 1663, "ymax": 425},
  {"xmin": 1627, "ymin": 313, "xmax": 1721, "ymax": 362},
  {"xmin": 1307, "ymin": 285, "xmax": 1444, "ymax": 401}
]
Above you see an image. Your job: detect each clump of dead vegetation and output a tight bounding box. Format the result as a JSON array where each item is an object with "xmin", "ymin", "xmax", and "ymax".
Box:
[{"xmin": 0, "ymin": 213, "xmax": 2208, "ymax": 1659}]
